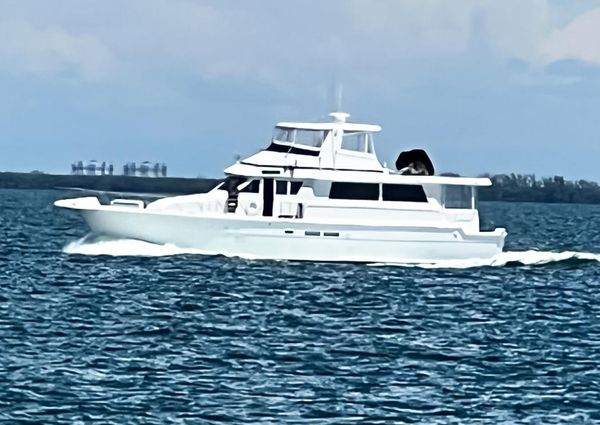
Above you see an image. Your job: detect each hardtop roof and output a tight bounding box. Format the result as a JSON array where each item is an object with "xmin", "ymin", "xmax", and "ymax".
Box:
[{"xmin": 276, "ymin": 121, "xmax": 382, "ymax": 133}]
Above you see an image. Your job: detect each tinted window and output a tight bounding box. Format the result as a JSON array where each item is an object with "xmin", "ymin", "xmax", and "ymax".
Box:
[
  {"xmin": 444, "ymin": 186, "xmax": 472, "ymax": 209},
  {"xmin": 240, "ymin": 180, "xmax": 260, "ymax": 193},
  {"xmin": 290, "ymin": 181, "xmax": 303, "ymax": 194},
  {"xmin": 271, "ymin": 127, "xmax": 327, "ymax": 149},
  {"xmin": 265, "ymin": 143, "xmax": 320, "ymax": 156},
  {"xmin": 276, "ymin": 180, "xmax": 287, "ymax": 195},
  {"xmin": 272, "ymin": 128, "xmax": 292, "ymax": 143},
  {"xmin": 329, "ymin": 182, "xmax": 379, "ymax": 200},
  {"xmin": 382, "ymin": 184, "xmax": 428, "ymax": 203},
  {"xmin": 223, "ymin": 176, "xmax": 245, "ymax": 190},
  {"xmin": 341, "ymin": 132, "xmax": 367, "ymax": 152},
  {"xmin": 294, "ymin": 129, "xmax": 327, "ymax": 148}
]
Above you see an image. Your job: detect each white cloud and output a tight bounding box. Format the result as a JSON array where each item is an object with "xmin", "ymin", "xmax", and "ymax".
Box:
[
  {"xmin": 0, "ymin": 0, "xmax": 599, "ymax": 89},
  {"xmin": 0, "ymin": 20, "xmax": 113, "ymax": 80},
  {"xmin": 540, "ymin": 8, "xmax": 600, "ymax": 64},
  {"xmin": 349, "ymin": 0, "xmax": 474, "ymax": 57},
  {"xmin": 475, "ymin": 0, "xmax": 549, "ymax": 61},
  {"xmin": 348, "ymin": 0, "xmax": 551, "ymax": 60}
]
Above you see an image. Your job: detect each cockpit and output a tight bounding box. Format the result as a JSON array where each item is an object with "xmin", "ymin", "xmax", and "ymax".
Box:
[
  {"xmin": 266, "ymin": 127, "xmax": 329, "ymax": 156},
  {"xmin": 231, "ymin": 113, "xmax": 384, "ymax": 172},
  {"xmin": 272, "ymin": 127, "xmax": 328, "ymax": 148},
  {"xmin": 266, "ymin": 125, "xmax": 376, "ymax": 156}
]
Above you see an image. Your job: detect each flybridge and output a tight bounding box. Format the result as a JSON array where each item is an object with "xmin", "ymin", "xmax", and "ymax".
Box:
[
  {"xmin": 228, "ymin": 110, "xmax": 493, "ymax": 184},
  {"xmin": 241, "ymin": 111, "xmax": 385, "ymax": 171}
]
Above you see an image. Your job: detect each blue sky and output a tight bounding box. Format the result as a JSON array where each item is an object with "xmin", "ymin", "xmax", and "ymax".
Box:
[{"xmin": 1, "ymin": 0, "xmax": 600, "ymax": 180}]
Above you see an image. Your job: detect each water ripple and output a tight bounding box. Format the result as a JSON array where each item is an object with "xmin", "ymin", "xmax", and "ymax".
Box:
[{"xmin": 1, "ymin": 189, "xmax": 600, "ymax": 423}]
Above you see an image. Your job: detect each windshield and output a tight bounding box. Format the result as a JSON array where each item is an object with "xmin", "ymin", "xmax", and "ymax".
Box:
[
  {"xmin": 341, "ymin": 131, "xmax": 374, "ymax": 153},
  {"xmin": 272, "ymin": 127, "xmax": 328, "ymax": 149}
]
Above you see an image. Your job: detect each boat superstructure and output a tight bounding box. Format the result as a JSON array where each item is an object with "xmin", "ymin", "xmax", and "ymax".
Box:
[{"xmin": 55, "ymin": 112, "xmax": 506, "ymax": 263}]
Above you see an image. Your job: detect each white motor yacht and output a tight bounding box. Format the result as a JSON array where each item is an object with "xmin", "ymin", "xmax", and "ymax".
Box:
[{"xmin": 55, "ymin": 112, "xmax": 506, "ymax": 263}]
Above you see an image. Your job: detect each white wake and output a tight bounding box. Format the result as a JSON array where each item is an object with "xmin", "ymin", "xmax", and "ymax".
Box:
[
  {"xmin": 63, "ymin": 235, "xmax": 209, "ymax": 257},
  {"xmin": 370, "ymin": 250, "xmax": 600, "ymax": 269},
  {"xmin": 63, "ymin": 235, "xmax": 600, "ymax": 268}
]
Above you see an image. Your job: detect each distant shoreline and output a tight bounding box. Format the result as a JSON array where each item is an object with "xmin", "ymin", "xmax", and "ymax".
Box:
[
  {"xmin": 1, "ymin": 171, "xmax": 600, "ymax": 204},
  {"xmin": 0, "ymin": 172, "xmax": 220, "ymax": 195},
  {"xmin": 478, "ymin": 174, "xmax": 600, "ymax": 205}
]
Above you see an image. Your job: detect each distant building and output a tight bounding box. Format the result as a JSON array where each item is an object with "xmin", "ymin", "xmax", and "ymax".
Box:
[
  {"xmin": 71, "ymin": 160, "xmax": 114, "ymax": 176},
  {"xmin": 122, "ymin": 162, "xmax": 167, "ymax": 177},
  {"xmin": 72, "ymin": 161, "xmax": 166, "ymax": 177}
]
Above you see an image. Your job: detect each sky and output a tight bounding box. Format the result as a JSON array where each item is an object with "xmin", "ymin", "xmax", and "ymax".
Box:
[{"xmin": 1, "ymin": 0, "xmax": 600, "ymax": 180}]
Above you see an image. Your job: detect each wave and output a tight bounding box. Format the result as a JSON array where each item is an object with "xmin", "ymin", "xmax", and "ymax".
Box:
[
  {"xmin": 370, "ymin": 250, "xmax": 600, "ymax": 269},
  {"xmin": 62, "ymin": 234, "xmax": 210, "ymax": 257},
  {"xmin": 63, "ymin": 234, "xmax": 600, "ymax": 268}
]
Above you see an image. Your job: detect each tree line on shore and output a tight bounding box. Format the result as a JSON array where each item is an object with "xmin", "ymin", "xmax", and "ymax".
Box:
[
  {"xmin": 2, "ymin": 170, "xmax": 600, "ymax": 204},
  {"xmin": 0, "ymin": 172, "xmax": 219, "ymax": 195},
  {"xmin": 477, "ymin": 173, "xmax": 600, "ymax": 204}
]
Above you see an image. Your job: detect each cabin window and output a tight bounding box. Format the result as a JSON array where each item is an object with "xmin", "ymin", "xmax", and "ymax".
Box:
[
  {"xmin": 294, "ymin": 129, "xmax": 327, "ymax": 148},
  {"xmin": 239, "ymin": 179, "xmax": 260, "ymax": 193},
  {"xmin": 274, "ymin": 180, "xmax": 303, "ymax": 195},
  {"xmin": 276, "ymin": 180, "xmax": 287, "ymax": 195},
  {"xmin": 273, "ymin": 128, "xmax": 293, "ymax": 144},
  {"xmin": 341, "ymin": 132, "xmax": 374, "ymax": 153},
  {"xmin": 341, "ymin": 132, "xmax": 366, "ymax": 152},
  {"xmin": 329, "ymin": 182, "xmax": 379, "ymax": 200},
  {"xmin": 382, "ymin": 184, "xmax": 428, "ymax": 203},
  {"xmin": 271, "ymin": 127, "xmax": 327, "ymax": 148},
  {"xmin": 290, "ymin": 181, "xmax": 303, "ymax": 195},
  {"xmin": 443, "ymin": 186, "xmax": 473, "ymax": 209},
  {"xmin": 223, "ymin": 176, "xmax": 244, "ymax": 189}
]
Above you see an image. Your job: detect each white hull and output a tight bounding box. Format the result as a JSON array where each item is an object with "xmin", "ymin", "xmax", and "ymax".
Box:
[
  {"xmin": 55, "ymin": 111, "xmax": 508, "ymax": 263},
  {"xmin": 72, "ymin": 206, "xmax": 505, "ymax": 263}
]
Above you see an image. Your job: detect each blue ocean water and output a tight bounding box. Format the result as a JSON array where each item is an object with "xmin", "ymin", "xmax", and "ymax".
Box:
[{"xmin": 2, "ymin": 189, "xmax": 600, "ymax": 424}]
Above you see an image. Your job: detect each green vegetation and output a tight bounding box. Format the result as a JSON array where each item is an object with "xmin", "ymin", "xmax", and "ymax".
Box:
[
  {"xmin": 0, "ymin": 172, "xmax": 220, "ymax": 195},
  {"xmin": 478, "ymin": 173, "xmax": 600, "ymax": 204},
  {"xmin": 2, "ymin": 171, "xmax": 600, "ymax": 204}
]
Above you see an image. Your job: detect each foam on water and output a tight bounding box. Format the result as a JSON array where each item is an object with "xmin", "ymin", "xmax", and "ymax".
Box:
[
  {"xmin": 63, "ymin": 234, "xmax": 209, "ymax": 257},
  {"xmin": 63, "ymin": 234, "xmax": 600, "ymax": 268},
  {"xmin": 370, "ymin": 250, "xmax": 600, "ymax": 269}
]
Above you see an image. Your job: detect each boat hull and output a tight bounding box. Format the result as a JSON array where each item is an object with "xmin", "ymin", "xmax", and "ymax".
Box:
[{"xmin": 71, "ymin": 207, "xmax": 506, "ymax": 263}]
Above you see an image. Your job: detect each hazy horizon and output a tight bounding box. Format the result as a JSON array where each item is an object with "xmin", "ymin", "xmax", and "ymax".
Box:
[{"xmin": 1, "ymin": 0, "xmax": 600, "ymax": 181}]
